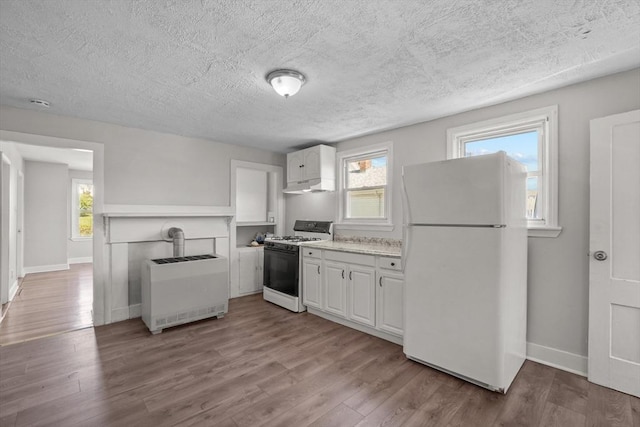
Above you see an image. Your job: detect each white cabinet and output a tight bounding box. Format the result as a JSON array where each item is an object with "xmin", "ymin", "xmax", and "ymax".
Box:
[
  {"xmin": 238, "ymin": 247, "xmax": 263, "ymax": 295},
  {"xmin": 324, "ymin": 261, "xmax": 347, "ymax": 318},
  {"xmin": 286, "ymin": 145, "xmax": 336, "ymax": 184},
  {"xmin": 348, "ymin": 265, "xmax": 377, "ymax": 327},
  {"xmin": 377, "ymin": 272, "xmax": 404, "ymax": 336},
  {"xmin": 302, "ymin": 257, "xmax": 322, "ymax": 309}
]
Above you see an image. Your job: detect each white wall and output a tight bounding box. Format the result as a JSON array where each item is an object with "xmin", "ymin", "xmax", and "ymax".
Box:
[
  {"xmin": 286, "ymin": 68, "xmax": 640, "ymax": 366},
  {"xmin": 23, "ymin": 160, "xmax": 69, "ymax": 270},
  {"xmin": 68, "ymin": 169, "xmax": 93, "ymax": 263},
  {"xmin": 0, "ymin": 106, "xmax": 285, "ymax": 324}
]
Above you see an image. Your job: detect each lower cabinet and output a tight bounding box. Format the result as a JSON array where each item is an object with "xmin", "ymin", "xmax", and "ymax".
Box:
[
  {"xmin": 377, "ymin": 272, "xmax": 404, "ymax": 336},
  {"xmin": 348, "ymin": 265, "xmax": 377, "ymax": 327},
  {"xmin": 238, "ymin": 246, "xmax": 264, "ymax": 295},
  {"xmin": 302, "ymin": 257, "xmax": 322, "ymax": 309},
  {"xmin": 302, "ymin": 247, "xmax": 403, "ymax": 343},
  {"xmin": 324, "ymin": 261, "xmax": 347, "ymax": 318}
]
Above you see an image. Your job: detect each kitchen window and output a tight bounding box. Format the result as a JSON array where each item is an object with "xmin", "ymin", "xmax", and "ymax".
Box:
[
  {"xmin": 447, "ymin": 105, "xmax": 560, "ymax": 237},
  {"xmin": 337, "ymin": 142, "xmax": 393, "ymax": 230},
  {"xmin": 71, "ymin": 178, "xmax": 94, "ymax": 239}
]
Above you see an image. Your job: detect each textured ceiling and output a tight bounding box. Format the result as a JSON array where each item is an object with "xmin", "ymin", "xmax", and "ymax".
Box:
[{"xmin": 0, "ymin": 0, "xmax": 639, "ymax": 153}]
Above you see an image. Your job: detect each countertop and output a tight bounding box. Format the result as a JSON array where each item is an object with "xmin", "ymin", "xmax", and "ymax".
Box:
[{"xmin": 300, "ymin": 240, "xmax": 401, "ymax": 257}]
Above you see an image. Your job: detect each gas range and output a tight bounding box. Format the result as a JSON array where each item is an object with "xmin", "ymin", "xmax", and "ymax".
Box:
[{"xmin": 263, "ymin": 220, "xmax": 332, "ymax": 312}]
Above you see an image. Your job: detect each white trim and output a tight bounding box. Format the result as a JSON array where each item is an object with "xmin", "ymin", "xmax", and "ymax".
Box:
[
  {"xmin": 526, "ymin": 342, "xmax": 587, "ymax": 377},
  {"xmin": 336, "ymin": 142, "xmax": 394, "ymax": 229},
  {"xmin": 103, "ymin": 204, "xmax": 234, "ymax": 217},
  {"xmin": 8, "ymin": 279, "xmax": 18, "ymax": 301},
  {"xmin": 69, "ymin": 256, "xmax": 93, "ymax": 264},
  {"xmin": 111, "ymin": 306, "xmax": 130, "ymax": 323},
  {"xmin": 447, "ymin": 106, "xmax": 561, "ymax": 237},
  {"xmin": 23, "ymin": 263, "xmax": 70, "ymax": 274},
  {"xmin": 129, "ymin": 303, "xmax": 141, "ymax": 319}
]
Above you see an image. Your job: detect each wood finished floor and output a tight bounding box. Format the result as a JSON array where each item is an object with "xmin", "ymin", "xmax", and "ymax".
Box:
[
  {"xmin": 0, "ymin": 264, "xmax": 93, "ymax": 346},
  {"xmin": 1, "ymin": 294, "xmax": 638, "ymax": 427}
]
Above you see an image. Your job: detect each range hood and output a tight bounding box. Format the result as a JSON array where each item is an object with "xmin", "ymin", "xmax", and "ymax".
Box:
[{"xmin": 283, "ymin": 178, "xmax": 335, "ymax": 194}]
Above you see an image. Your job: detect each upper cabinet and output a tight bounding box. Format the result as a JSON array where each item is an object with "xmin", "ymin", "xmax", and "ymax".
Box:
[{"xmin": 285, "ymin": 145, "xmax": 336, "ymax": 193}]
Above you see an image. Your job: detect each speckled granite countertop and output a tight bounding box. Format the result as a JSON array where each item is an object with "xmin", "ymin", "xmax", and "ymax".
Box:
[{"xmin": 300, "ymin": 239, "xmax": 402, "ymax": 257}]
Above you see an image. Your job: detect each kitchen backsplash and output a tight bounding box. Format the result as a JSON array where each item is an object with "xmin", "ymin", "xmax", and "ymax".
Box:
[{"xmin": 334, "ymin": 235, "xmax": 402, "ymax": 247}]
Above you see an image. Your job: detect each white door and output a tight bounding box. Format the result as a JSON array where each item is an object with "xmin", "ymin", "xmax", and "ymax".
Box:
[
  {"xmin": 377, "ymin": 272, "xmax": 404, "ymax": 336},
  {"xmin": 348, "ymin": 265, "xmax": 376, "ymax": 327},
  {"xmin": 324, "ymin": 261, "xmax": 347, "ymax": 317},
  {"xmin": 287, "ymin": 151, "xmax": 304, "ymax": 183},
  {"xmin": 238, "ymin": 249, "xmax": 257, "ymax": 294},
  {"xmin": 302, "ymin": 258, "xmax": 322, "ymax": 309},
  {"xmin": 588, "ymin": 109, "xmax": 640, "ymax": 398},
  {"xmin": 303, "ymin": 147, "xmax": 321, "ymax": 180}
]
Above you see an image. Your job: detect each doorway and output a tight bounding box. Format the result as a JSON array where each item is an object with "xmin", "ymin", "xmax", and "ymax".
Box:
[{"xmin": 0, "ymin": 138, "xmax": 100, "ymax": 345}]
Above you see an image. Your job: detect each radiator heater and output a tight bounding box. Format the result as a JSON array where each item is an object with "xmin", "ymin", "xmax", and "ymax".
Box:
[{"xmin": 141, "ymin": 254, "xmax": 229, "ymax": 334}]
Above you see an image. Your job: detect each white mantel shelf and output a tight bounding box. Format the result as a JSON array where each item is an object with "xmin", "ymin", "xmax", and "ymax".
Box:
[{"xmin": 103, "ymin": 204, "xmax": 235, "ymax": 218}]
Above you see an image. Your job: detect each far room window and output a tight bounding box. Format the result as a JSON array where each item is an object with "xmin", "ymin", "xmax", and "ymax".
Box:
[
  {"xmin": 447, "ymin": 106, "xmax": 560, "ymax": 237},
  {"xmin": 71, "ymin": 179, "xmax": 94, "ymax": 239},
  {"xmin": 337, "ymin": 142, "xmax": 393, "ymax": 229}
]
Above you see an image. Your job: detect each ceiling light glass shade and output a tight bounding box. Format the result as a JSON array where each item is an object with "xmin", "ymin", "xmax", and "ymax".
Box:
[{"xmin": 267, "ymin": 69, "xmax": 306, "ymax": 98}]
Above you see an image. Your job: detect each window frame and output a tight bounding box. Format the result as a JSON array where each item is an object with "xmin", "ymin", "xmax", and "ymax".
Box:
[
  {"xmin": 71, "ymin": 178, "xmax": 94, "ymax": 240},
  {"xmin": 336, "ymin": 142, "xmax": 394, "ymax": 231},
  {"xmin": 446, "ymin": 105, "xmax": 561, "ymax": 237}
]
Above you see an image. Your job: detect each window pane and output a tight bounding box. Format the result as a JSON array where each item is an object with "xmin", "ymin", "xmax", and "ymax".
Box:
[
  {"xmin": 78, "ymin": 184, "xmax": 94, "ymax": 237},
  {"xmin": 526, "ymin": 176, "xmax": 542, "ymax": 220},
  {"xmin": 346, "ymin": 155, "xmax": 387, "ymax": 189},
  {"xmin": 347, "ymin": 188, "xmax": 385, "ymax": 218},
  {"xmin": 464, "ymin": 131, "xmax": 539, "ymax": 172}
]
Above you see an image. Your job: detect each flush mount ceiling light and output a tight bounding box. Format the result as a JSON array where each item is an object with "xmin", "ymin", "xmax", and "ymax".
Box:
[{"xmin": 266, "ymin": 69, "xmax": 306, "ymax": 98}]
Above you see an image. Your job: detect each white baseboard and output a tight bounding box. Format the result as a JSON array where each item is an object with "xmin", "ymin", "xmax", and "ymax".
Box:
[
  {"xmin": 129, "ymin": 304, "xmax": 141, "ymax": 318},
  {"xmin": 23, "ymin": 264, "xmax": 70, "ymax": 274},
  {"xmin": 8, "ymin": 280, "xmax": 18, "ymax": 301},
  {"xmin": 69, "ymin": 257, "xmax": 93, "ymax": 264},
  {"xmin": 111, "ymin": 307, "xmax": 131, "ymax": 323},
  {"xmin": 526, "ymin": 342, "xmax": 587, "ymax": 377}
]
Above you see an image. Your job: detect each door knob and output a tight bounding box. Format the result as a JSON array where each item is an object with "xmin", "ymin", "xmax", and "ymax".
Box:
[{"xmin": 593, "ymin": 251, "xmax": 607, "ymax": 261}]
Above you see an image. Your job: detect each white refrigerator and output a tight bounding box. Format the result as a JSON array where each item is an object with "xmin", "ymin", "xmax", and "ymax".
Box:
[{"xmin": 401, "ymin": 151, "xmax": 528, "ymax": 393}]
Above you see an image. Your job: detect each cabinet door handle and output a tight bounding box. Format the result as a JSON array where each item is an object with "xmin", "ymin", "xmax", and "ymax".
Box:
[
  {"xmin": 341, "ymin": 270, "xmax": 345, "ymax": 279},
  {"xmin": 379, "ymin": 276, "xmax": 383, "ymax": 287},
  {"xmin": 317, "ymin": 265, "xmax": 320, "ymax": 274},
  {"xmin": 349, "ymin": 271, "xmax": 352, "ymax": 280},
  {"xmin": 390, "ymin": 262, "xmax": 395, "ymax": 267},
  {"xmin": 308, "ymin": 252, "xmax": 312, "ymax": 255}
]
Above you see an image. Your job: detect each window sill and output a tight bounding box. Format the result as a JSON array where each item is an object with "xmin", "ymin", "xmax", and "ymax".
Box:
[
  {"xmin": 528, "ymin": 226, "xmax": 562, "ymax": 238},
  {"xmin": 70, "ymin": 236, "xmax": 93, "ymax": 242},
  {"xmin": 334, "ymin": 222, "xmax": 395, "ymax": 232}
]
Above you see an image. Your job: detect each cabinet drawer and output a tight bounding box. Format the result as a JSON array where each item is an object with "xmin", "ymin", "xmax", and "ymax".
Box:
[
  {"xmin": 302, "ymin": 248, "xmax": 322, "ymax": 259},
  {"xmin": 378, "ymin": 257, "xmax": 402, "ymax": 271},
  {"xmin": 324, "ymin": 250, "xmax": 375, "ymax": 267}
]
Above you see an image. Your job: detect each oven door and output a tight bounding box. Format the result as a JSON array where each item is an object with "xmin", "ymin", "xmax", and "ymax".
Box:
[{"xmin": 263, "ymin": 245, "xmax": 299, "ymax": 296}]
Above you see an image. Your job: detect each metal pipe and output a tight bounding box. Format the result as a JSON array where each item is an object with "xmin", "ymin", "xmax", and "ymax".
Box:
[{"xmin": 168, "ymin": 227, "xmax": 185, "ymax": 257}]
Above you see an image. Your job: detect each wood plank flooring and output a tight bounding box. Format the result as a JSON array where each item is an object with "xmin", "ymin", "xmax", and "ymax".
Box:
[
  {"xmin": 0, "ymin": 293, "xmax": 638, "ymax": 427},
  {"xmin": 0, "ymin": 264, "xmax": 93, "ymax": 346}
]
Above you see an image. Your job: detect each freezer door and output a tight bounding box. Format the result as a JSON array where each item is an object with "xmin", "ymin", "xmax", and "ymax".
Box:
[
  {"xmin": 402, "ymin": 152, "xmax": 506, "ymax": 226},
  {"xmin": 403, "ymin": 225, "xmax": 522, "ymax": 390}
]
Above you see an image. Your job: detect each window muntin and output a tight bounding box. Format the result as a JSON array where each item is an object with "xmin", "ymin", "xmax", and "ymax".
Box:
[
  {"xmin": 72, "ymin": 179, "xmax": 93, "ymax": 239},
  {"xmin": 447, "ymin": 105, "xmax": 560, "ymax": 237}
]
